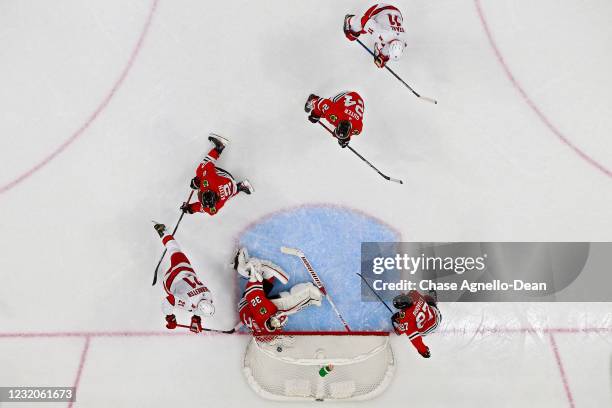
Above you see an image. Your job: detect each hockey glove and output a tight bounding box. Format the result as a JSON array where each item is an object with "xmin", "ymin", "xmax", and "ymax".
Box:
[
  {"xmin": 338, "ymin": 138, "xmax": 350, "ymax": 148},
  {"xmin": 391, "ymin": 313, "xmax": 403, "ymax": 335},
  {"xmin": 190, "ymin": 315, "xmax": 202, "ymax": 333},
  {"xmin": 304, "ymin": 94, "xmax": 318, "ymax": 113},
  {"xmin": 337, "ymin": 134, "xmax": 350, "ymax": 148},
  {"xmin": 343, "ymin": 15, "xmax": 360, "ymax": 41},
  {"xmin": 425, "ymin": 289, "xmax": 438, "ymax": 307},
  {"xmin": 165, "ymin": 314, "xmax": 177, "ymax": 330},
  {"xmin": 180, "ymin": 202, "xmax": 194, "ymax": 214},
  {"xmin": 420, "ymin": 347, "xmax": 431, "ymax": 358},
  {"xmin": 375, "ymin": 52, "xmax": 389, "ymax": 68},
  {"xmin": 308, "ymin": 113, "xmax": 321, "ymax": 124},
  {"xmin": 190, "ymin": 177, "xmax": 201, "ymax": 190},
  {"xmin": 153, "ymin": 223, "xmax": 166, "ymax": 238}
]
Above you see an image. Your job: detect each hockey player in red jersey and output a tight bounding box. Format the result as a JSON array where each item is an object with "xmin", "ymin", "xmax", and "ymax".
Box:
[
  {"xmin": 391, "ymin": 290, "xmax": 441, "ymax": 358},
  {"xmin": 304, "ymin": 91, "xmax": 364, "ymax": 148},
  {"xmin": 343, "ymin": 4, "xmax": 408, "ymax": 68},
  {"xmin": 233, "ymin": 248, "xmax": 323, "ymax": 335},
  {"xmin": 180, "ymin": 134, "xmax": 254, "ymax": 216},
  {"xmin": 153, "ymin": 222, "xmax": 214, "ymax": 333}
]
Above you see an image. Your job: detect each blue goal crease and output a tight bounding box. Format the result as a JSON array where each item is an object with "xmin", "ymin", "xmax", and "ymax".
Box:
[{"xmin": 237, "ymin": 205, "xmax": 398, "ymax": 332}]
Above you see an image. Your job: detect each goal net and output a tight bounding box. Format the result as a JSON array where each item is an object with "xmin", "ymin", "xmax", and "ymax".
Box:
[{"xmin": 243, "ymin": 332, "xmax": 395, "ymax": 401}]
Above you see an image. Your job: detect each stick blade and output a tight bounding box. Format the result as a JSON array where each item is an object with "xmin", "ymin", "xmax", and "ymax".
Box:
[
  {"xmin": 381, "ymin": 174, "xmax": 404, "ymax": 184},
  {"xmin": 280, "ymin": 246, "xmax": 304, "ymax": 257},
  {"xmin": 420, "ymin": 96, "xmax": 438, "ymax": 104}
]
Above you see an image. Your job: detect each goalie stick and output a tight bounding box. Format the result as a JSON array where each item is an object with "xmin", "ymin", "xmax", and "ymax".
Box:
[
  {"xmin": 280, "ymin": 246, "xmax": 352, "ymax": 332},
  {"xmin": 355, "ymin": 38, "xmax": 438, "ymax": 105},
  {"xmin": 319, "ymin": 121, "xmax": 404, "ymax": 184},
  {"xmin": 152, "ymin": 189, "xmax": 195, "ymax": 286}
]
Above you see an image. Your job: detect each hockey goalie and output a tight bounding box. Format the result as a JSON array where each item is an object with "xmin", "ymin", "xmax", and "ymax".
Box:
[
  {"xmin": 391, "ymin": 290, "xmax": 441, "ymax": 358},
  {"xmin": 343, "ymin": 4, "xmax": 408, "ymax": 68},
  {"xmin": 154, "ymin": 222, "xmax": 215, "ymax": 333},
  {"xmin": 233, "ymin": 248, "xmax": 323, "ymax": 335}
]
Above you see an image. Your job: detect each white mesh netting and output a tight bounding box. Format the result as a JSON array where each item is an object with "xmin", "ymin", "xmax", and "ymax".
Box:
[{"xmin": 242, "ymin": 332, "xmax": 395, "ymax": 401}]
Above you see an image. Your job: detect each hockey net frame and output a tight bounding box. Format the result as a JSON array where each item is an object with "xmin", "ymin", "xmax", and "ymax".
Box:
[{"xmin": 243, "ymin": 331, "xmax": 395, "ymax": 401}]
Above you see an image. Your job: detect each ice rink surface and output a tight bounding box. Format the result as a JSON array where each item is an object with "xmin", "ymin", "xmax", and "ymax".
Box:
[{"xmin": 1, "ymin": 0, "xmax": 611, "ymax": 406}]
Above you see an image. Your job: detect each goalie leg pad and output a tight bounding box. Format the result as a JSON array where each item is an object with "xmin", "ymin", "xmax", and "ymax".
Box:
[
  {"xmin": 237, "ymin": 256, "xmax": 290, "ymax": 285},
  {"xmin": 260, "ymin": 260, "xmax": 289, "ymax": 284},
  {"xmin": 270, "ymin": 282, "xmax": 323, "ymax": 315}
]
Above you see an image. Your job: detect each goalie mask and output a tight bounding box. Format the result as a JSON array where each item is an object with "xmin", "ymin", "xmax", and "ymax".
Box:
[
  {"xmin": 201, "ymin": 189, "xmax": 219, "ymax": 208},
  {"xmin": 266, "ymin": 313, "xmax": 288, "ymax": 331},
  {"xmin": 393, "ymin": 293, "xmax": 413, "ymax": 310}
]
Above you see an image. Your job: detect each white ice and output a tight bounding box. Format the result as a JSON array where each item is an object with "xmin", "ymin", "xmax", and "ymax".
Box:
[{"xmin": 0, "ymin": 0, "xmax": 611, "ymax": 407}]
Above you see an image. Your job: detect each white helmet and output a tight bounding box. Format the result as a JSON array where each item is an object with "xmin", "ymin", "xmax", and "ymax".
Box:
[
  {"xmin": 388, "ymin": 40, "xmax": 405, "ymax": 61},
  {"xmin": 197, "ymin": 298, "xmax": 215, "ymax": 316}
]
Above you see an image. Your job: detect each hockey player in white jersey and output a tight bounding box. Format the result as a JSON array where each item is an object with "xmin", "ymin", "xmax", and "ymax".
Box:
[
  {"xmin": 154, "ymin": 223, "xmax": 214, "ymax": 333},
  {"xmin": 343, "ymin": 4, "xmax": 408, "ymax": 68},
  {"xmin": 233, "ymin": 248, "xmax": 323, "ymax": 335}
]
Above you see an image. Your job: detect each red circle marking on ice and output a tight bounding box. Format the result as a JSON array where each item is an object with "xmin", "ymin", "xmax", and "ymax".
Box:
[
  {"xmin": 0, "ymin": 0, "xmax": 160, "ymax": 195},
  {"xmin": 474, "ymin": 0, "xmax": 612, "ymax": 179}
]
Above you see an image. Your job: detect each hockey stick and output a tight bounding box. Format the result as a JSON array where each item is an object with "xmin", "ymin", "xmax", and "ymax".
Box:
[
  {"xmin": 176, "ymin": 324, "xmax": 236, "ymax": 334},
  {"xmin": 355, "ymin": 38, "xmax": 438, "ymax": 105},
  {"xmin": 152, "ymin": 189, "xmax": 195, "ymax": 286},
  {"xmin": 280, "ymin": 246, "xmax": 352, "ymax": 332},
  {"xmin": 357, "ymin": 273, "xmax": 405, "ymax": 337},
  {"xmin": 356, "ymin": 273, "xmax": 394, "ymax": 313},
  {"xmin": 319, "ymin": 122, "xmax": 404, "ymax": 184}
]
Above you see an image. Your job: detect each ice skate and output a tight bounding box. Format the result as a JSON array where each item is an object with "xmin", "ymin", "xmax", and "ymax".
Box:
[
  {"xmin": 208, "ymin": 133, "xmax": 229, "ymax": 154},
  {"xmin": 237, "ymin": 179, "xmax": 254, "ymax": 195}
]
